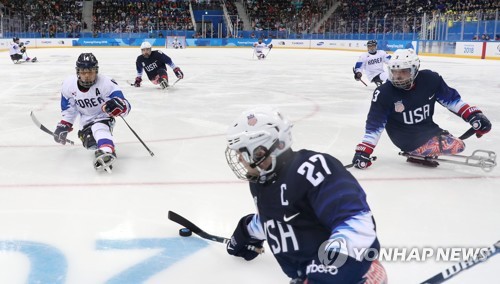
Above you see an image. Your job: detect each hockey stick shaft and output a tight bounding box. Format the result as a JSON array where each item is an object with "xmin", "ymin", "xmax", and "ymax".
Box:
[
  {"xmin": 353, "ymin": 67, "xmax": 368, "ymax": 87},
  {"xmin": 30, "ymin": 111, "xmax": 75, "ymax": 145},
  {"xmin": 119, "ymin": 116, "xmax": 154, "ymax": 157},
  {"xmin": 171, "ymin": 78, "xmax": 181, "ymax": 87},
  {"xmin": 420, "ymin": 240, "xmax": 500, "ymax": 284},
  {"xmin": 168, "ymin": 211, "xmax": 264, "ymax": 253}
]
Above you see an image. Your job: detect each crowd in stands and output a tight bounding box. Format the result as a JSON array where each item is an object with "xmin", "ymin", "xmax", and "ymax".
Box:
[
  {"xmin": 92, "ymin": 1, "xmax": 193, "ymax": 35},
  {"xmin": 1, "ymin": 0, "xmax": 498, "ymax": 39},
  {"xmin": 323, "ymin": 0, "xmax": 499, "ymax": 35},
  {"xmin": 1, "ymin": 0, "xmax": 83, "ymax": 37}
]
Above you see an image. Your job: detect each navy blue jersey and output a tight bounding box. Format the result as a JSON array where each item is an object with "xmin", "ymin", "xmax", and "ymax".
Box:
[
  {"xmin": 362, "ymin": 70, "xmax": 469, "ymax": 151},
  {"xmin": 248, "ymin": 149, "xmax": 373, "ymax": 278},
  {"xmin": 135, "ymin": 50, "xmax": 177, "ymax": 80}
]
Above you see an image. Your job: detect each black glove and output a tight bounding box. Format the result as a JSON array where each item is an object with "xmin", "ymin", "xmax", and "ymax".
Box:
[
  {"xmin": 133, "ymin": 76, "xmax": 142, "ymax": 87},
  {"xmin": 20, "ymin": 46, "xmax": 26, "ymax": 53},
  {"xmin": 354, "ymin": 72, "xmax": 362, "ymax": 80},
  {"xmin": 54, "ymin": 121, "xmax": 73, "ymax": 145},
  {"xmin": 352, "ymin": 142, "xmax": 374, "ymax": 169},
  {"xmin": 460, "ymin": 106, "xmax": 492, "ymax": 137},
  {"xmin": 467, "ymin": 112, "xmax": 491, "ymax": 137},
  {"xmin": 227, "ymin": 214, "xmax": 264, "ymax": 261},
  {"xmin": 268, "ymin": 44, "xmax": 273, "ymax": 49},
  {"xmin": 102, "ymin": 97, "xmax": 127, "ymax": 117},
  {"xmin": 173, "ymin": 67, "xmax": 184, "ymax": 79}
]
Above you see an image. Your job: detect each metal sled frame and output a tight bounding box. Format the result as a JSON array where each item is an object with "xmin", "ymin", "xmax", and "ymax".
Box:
[{"xmin": 400, "ymin": 150, "xmax": 497, "ymax": 172}]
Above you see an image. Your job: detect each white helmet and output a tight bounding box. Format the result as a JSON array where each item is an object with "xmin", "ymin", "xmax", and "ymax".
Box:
[
  {"xmin": 225, "ymin": 106, "xmax": 293, "ymax": 183},
  {"xmin": 388, "ymin": 48, "xmax": 420, "ymax": 90},
  {"xmin": 140, "ymin": 41, "xmax": 152, "ymax": 49}
]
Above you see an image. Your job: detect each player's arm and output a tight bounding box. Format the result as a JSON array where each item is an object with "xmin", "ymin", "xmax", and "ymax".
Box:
[
  {"xmin": 226, "ymin": 213, "xmax": 265, "ymax": 261},
  {"xmin": 435, "ymin": 74, "xmax": 491, "ymax": 137},
  {"xmin": 54, "ymin": 90, "xmax": 77, "ymax": 145},
  {"xmin": 352, "ymin": 90, "xmax": 389, "ymax": 169},
  {"xmin": 133, "ymin": 57, "xmax": 143, "ymax": 87},
  {"xmin": 353, "ymin": 56, "xmax": 365, "ymax": 79},
  {"xmin": 302, "ymin": 157, "xmax": 379, "ymax": 283}
]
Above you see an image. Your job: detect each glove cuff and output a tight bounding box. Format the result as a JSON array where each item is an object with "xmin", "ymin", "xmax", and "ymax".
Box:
[
  {"xmin": 59, "ymin": 120, "xmax": 73, "ymax": 128},
  {"xmin": 458, "ymin": 104, "xmax": 481, "ymax": 122},
  {"xmin": 355, "ymin": 142, "xmax": 375, "ymax": 154}
]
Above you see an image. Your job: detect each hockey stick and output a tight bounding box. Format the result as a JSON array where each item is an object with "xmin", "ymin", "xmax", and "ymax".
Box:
[
  {"xmin": 119, "ymin": 116, "xmax": 154, "ymax": 157},
  {"xmin": 170, "ymin": 78, "xmax": 181, "ymax": 87},
  {"xmin": 420, "ymin": 240, "xmax": 500, "ymax": 284},
  {"xmin": 344, "ymin": 156, "xmax": 377, "ymax": 169},
  {"xmin": 353, "ymin": 67, "xmax": 368, "ymax": 86},
  {"xmin": 30, "ymin": 111, "xmax": 75, "ymax": 145},
  {"xmin": 459, "ymin": 127, "xmax": 481, "ymax": 140},
  {"xmin": 168, "ymin": 210, "xmax": 264, "ymax": 253}
]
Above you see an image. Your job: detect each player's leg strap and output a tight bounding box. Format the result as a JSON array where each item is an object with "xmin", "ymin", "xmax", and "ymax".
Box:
[
  {"xmin": 78, "ymin": 119, "xmax": 115, "ymax": 149},
  {"xmin": 371, "ymin": 75, "xmax": 383, "ymax": 86}
]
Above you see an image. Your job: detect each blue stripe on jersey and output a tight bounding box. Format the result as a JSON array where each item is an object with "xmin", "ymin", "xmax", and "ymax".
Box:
[
  {"xmin": 248, "ymin": 214, "xmax": 266, "ymax": 240},
  {"xmin": 60, "ymin": 94, "xmax": 70, "ymax": 111},
  {"xmin": 109, "ymin": 90, "xmax": 125, "ymax": 100},
  {"xmin": 354, "ymin": 62, "xmax": 363, "ymax": 69}
]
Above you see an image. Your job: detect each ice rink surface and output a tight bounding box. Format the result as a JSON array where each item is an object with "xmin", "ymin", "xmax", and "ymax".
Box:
[{"xmin": 0, "ymin": 46, "xmax": 499, "ymax": 284}]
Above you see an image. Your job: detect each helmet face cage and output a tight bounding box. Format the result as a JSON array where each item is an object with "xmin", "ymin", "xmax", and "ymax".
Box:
[
  {"xmin": 76, "ymin": 53, "xmax": 99, "ymax": 88},
  {"xmin": 367, "ymin": 40, "xmax": 377, "ymax": 54},
  {"xmin": 388, "ymin": 49, "xmax": 420, "ymax": 90},
  {"xmin": 225, "ymin": 107, "xmax": 293, "ymax": 183}
]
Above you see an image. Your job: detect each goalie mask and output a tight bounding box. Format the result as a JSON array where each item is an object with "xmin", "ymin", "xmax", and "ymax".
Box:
[
  {"xmin": 388, "ymin": 48, "xmax": 420, "ymax": 90},
  {"xmin": 225, "ymin": 106, "xmax": 293, "ymax": 183},
  {"xmin": 76, "ymin": 53, "xmax": 99, "ymax": 88}
]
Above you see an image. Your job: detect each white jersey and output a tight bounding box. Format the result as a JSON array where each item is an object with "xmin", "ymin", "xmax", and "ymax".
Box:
[
  {"xmin": 60, "ymin": 74, "xmax": 130, "ymax": 128},
  {"xmin": 253, "ymin": 42, "xmax": 269, "ymax": 54},
  {"xmin": 354, "ymin": 50, "xmax": 391, "ymax": 82},
  {"xmin": 9, "ymin": 42, "xmax": 22, "ymax": 56}
]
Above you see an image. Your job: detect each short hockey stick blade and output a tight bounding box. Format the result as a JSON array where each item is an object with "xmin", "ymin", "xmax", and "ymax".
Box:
[
  {"xmin": 420, "ymin": 240, "xmax": 500, "ymax": 284},
  {"xmin": 344, "ymin": 156, "xmax": 377, "ymax": 169},
  {"xmin": 167, "ymin": 211, "xmax": 264, "ymax": 254},
  {"xmin": 459, "ymin": 127, "xmax": 480, "ymax": 140},
  {"xmin": 168, "ymin": 210, "xmax": 227, "ymax": 243},
  {"xmin": 30, "ymin": 111, "xmax": 75, "ymax": 145}
]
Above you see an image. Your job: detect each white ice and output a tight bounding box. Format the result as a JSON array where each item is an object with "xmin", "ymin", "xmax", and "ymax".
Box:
[{"xmin": 0, "ymin": 47, "xmax": 499, "ymax": 284}]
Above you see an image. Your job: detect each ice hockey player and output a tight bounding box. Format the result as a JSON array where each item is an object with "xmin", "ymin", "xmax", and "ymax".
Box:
[
  {"xmin": 253, "ymin": 38, "xmax": 272, "ymax": 60},
  {"xmin": 352, "ymin": 48, "xmax": 491, "ymax": 169},
  {"xmin": 353, "ymin": 40, "xmax": 390, "ymax": 86},
  {"xmin": 53, "ymin": 53, "xmax": 131, "ymax": 172},
  {"xmin": 225, "ymin": 106, "xmax": 388, "ymax": 283},
  {"xmin": 9, "ymin": 37, "xmax": 37, "ymax": 63},
  {"xmin": 172, "ymin": 37, "xmax": 183, "ymax": 49},
  {"xmin": 132, "ymin": 41, "xmax": 184, "ymax": 89}
]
